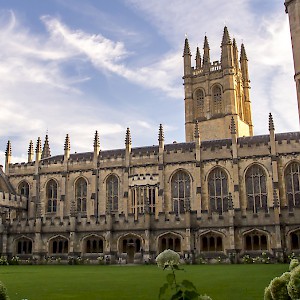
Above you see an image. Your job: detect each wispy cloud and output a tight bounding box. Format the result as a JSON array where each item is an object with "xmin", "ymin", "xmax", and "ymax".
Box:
[
  {"xmin": 41, "ymin": 15, "xmax": 182, "ymax": 97},
  {"xmin": 125, "ymin": 0, "xmax": 298, "ymax": 134},
  {"xmin": 0, "ymin": 1, "xmax": 298, "ymax": 167}
]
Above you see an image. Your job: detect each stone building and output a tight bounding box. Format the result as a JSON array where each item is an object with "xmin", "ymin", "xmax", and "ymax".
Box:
[{"xmin": 0, "ymin": 1, "xmax": 299, "ymax": 263}]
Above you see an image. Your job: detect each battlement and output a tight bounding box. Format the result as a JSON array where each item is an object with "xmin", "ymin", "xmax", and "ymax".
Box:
[
  {"xmin": 0, "ymin": 192, "xmax": 27, "ymax": 210},
  {"xmin": 192, "ymin": 61, "xmax": 222, "ymax": 76}
]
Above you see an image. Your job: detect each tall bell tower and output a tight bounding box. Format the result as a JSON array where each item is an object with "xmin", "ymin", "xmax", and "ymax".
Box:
[
  {"xmin": 285, "ymin": 0, "xmax": 300, "ymax": 125},
  {"xmin": 183, "ymin": 27, "xmax": 253, "ymax": 142}
]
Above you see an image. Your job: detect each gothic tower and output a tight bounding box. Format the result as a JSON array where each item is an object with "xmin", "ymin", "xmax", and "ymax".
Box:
[
  {"xmin": 183, "ymin": 27, "xmax": 253, "ymax": 142},
  {"xmin": 285, "ymin": 0, "xmax": 300, "ymax": 125}
]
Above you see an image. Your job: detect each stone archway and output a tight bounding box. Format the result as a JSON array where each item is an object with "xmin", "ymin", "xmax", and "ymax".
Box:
[{"xmin": 119, "ymin": 235, "xmax": 142, "ymax": 263}]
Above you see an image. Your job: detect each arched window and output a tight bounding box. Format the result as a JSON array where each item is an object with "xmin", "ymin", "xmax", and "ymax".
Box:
[
  {"xmin": 200, "ymin": 233, "xmax": 223, "ymax": 252},
  {"xmin": 195, "ymin": 89, "xmax": 204, "ymax": 118},
  {"xmin": 47, "ymin": 180, "xmax": 58, "ymax": 213},
  {"xmin": 85, "ymin": 237, "xmax": 104, "ymax": 253},
  {"xmin": 290, "ymin": 230, "xmax": 300, "ymax": 250},
  {"xmin": 246, "ymin": 165, "xmax": 268, "ymax": 213},
  {"xmin": 18, "ymin": 181, "xmax": 30, "ymax": 198},
  {"xmin": 208, "ymin": 168, "xmax": 228, "ymax": 214},
  {"xmin": 171, "ymin": 171, "xmax": 191, "ymax": 215},
  {"xmin": 131, "ymin": 185, "xmax": 156, "ymax": 218},
  {"xmin": 212, "ymin": 85, "xmax": 222, "ymax": 115},
  {"xmin": 285, "ymin": 162, "xmax": 300, "ymax": 211},
  {"xmin": 16, "ymin": 238, "xmax": 32, "ymax": 255},
  {"xmin": 106, "ymin": 175, "xmax": 119, "ymax": 212},
  {"xmin": 76, "ymin": 178, "xmax": 87, "ymax": 212},
  {"xmin": 159, "ymin": 234, "xmax": 181, "ymax": 252},
  {"xmin": 244, "ymin": 230, "xmax": 268, "ymax": 251},
  {"xmin": 49, "ymin": 237, "xmax": 68, "ymax": 254}
]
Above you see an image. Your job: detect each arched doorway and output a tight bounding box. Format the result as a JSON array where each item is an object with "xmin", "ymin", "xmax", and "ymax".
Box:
[{"xmin": 119, "ymin": 235, "xmax": 142, "ymax": 263}]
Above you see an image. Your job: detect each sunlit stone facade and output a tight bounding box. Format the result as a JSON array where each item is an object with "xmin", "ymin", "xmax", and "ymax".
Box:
[{"xmin": 0, "ymin": 2, "xmax": 300, "ymax": 263}]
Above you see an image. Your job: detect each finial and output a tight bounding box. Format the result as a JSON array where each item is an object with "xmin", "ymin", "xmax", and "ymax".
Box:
[
  {"xmin": 183, "ymin": 37, "xmax": 191, "ymax": 56},
  {"xmin": 230, "ymin": 117, "xmax": 236, "ymax": 134},
  {"xmin": 222, "ymin": 26, "xmax": 232, "ymax": 45},
  {"xmin": 240, "ymin": 43, "xmax": 248, "ymax": 60},
  {"xmin": 94, "ymin": 130, "xmax": 100, "ymax": 149},
  {"xmin": 194, "ymin": 120, "xmax": 200, "ymax": 139},
  {"xmin": 195, "ymin": 46, "xmax": 202, "ymax": 69},
  {"xmin": 28, "ymin": 140, "xmax": 34, "ymax": 155},
  {"xmin": 42, "ymin": 134, "xmax": 51, "ymax": 159},
  {"xmin": 158, "ymin": 124, "xmax": 164, "ymax": 142},
  {"xmin": 203, "ymin": 35, "xmax": 210, "ymax": 49},
  {"xmin": 196, "ymin": 46, "xmax": 201, "ymax": 58},
  {"xmin": 232, "ymin": 38, "xmax": 237, "ymax": 48},
  {"xmin": 125, "ymin": 127, "xmax": 131, "ymax": 146},
  {"xmin": 5, "ymin": 140, "xmax": 12, "ymax": 157},
  {"xmin": 35, "ymin": 137, "xmax": 42, "ymax": 153},
  {"xmin": 268, "ymin": 113, "xmax": 275, "ymax": 131},
  {"xmin": 64, "ymin": 134, "xmax": 70, "ymax": 151}
]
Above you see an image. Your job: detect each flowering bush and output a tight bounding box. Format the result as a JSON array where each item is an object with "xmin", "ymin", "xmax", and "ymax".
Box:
[
  {"xmin": 156, "ymin": 249, "xmax": 180, "ymax": 269},
  {"xmin": 0, "ymin": 281, "xmax": 9, "ymax": 300},
  {"xmin": 287, "ymin": 264, "xmax": 300, "ymax": 299},
  {"xmin": 97, "ymin": 256, "xmax": 104, "ymax": 265},
  {"xmin": 156, "ymin": 249, "xmax": 212, "ymax": 300},
  {"xmin": 0, "ymin": 257, "xmax": 8, "ymax": 266},
  {"xmin": 9, "ymin": 256, "xmax": 19, "ymax": 265},
  {"xmin": 289, "ymin": 259, "xmax": 299, "ymax": 271},
  {"xmin": 264, "ymin": 258, "xmax": 300, "ymax": 300},
  {"xmin": 242, "ymin": 255, "xmax": 253, "ymax": 264}
]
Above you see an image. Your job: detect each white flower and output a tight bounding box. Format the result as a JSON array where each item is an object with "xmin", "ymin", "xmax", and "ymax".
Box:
[{"xmin": 156, "ymin": 249, "xmax": 180, "ymax": 269}]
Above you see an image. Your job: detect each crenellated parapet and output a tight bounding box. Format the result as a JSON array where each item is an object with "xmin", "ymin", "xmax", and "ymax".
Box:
[{"xmin": 0, "ymin": 192, "xmax": 27, "ymax": 210}]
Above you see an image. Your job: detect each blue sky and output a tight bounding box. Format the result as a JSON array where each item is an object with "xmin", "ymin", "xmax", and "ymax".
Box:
[{"xmin": 0, "ymin": 0, "xmax": 298, "ymax": 164}]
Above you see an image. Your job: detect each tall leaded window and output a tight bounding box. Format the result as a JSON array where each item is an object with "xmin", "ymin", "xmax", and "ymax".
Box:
[
  {"xmin": 106, "ymin": 175, "xmax": 119, "ymax": 212},
  {"xmin": 16, "ymin": 238, "xmax": 32, "ymax": 255},
  {"xmin": 49, "ymin": 237, "xmax": 68, "ymax": 254},
  {"xmin": 47, "ymin": 179, "xmax": 57, "ymax": 213},
  {"xmin": 195, "ymin": 89, "xmax": 204, "ymax": 117},
  {"xmin": 290, "ymin": 230, "xmax": 300, "ymax": 250},
  {"xmin": 18, "ymin": 181, "xmax": 30, "ymax": 198},
  {"xmin": 200, "ymin": 233, "xmax": 223, "ymax": 252},
  {"xmin": 159, "ymin": 234, "xmax": 181, "ymax": 252},
  {"xmin": 85, "ymin": 237, "xmax": 104, "ymax": 253},
  {"xmin": 244, "ymin": 230, "xmax": 268, "ymax": 251},
  {"xmin": 131, "ymin": 185, "xmax": 156, "ymax": 218},
  {"xmin": 76, "ymin": 178, "xmax": 87, "ymax": 212},
  {"xmin": 208, "ymin": 168, "xmax": 228, "ymax": 214},
  {"xmin": 285, "ymin": 162, "xmax": 300, "ymax": 211},
  {"xmin": 172, "ymin": 171, "xmax": 191, "ymax": 215},
  {"xmin": 246, "ymin": 165, "xmax": 268, "ymax": 213},
  {"xmin": 212, "ymin": 85, "xmax": 222, "ymax": 115}
]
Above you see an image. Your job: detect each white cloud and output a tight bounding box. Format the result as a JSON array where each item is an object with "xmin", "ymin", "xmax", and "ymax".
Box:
[
  {"xmin": 125, "ymin": 0, "xmax": 298, "ymax": 134},
  {"xmin": 41, "ymin": 15, "xmax": 182, "ymax": 97},
  {"xmin": 0, "ymin": 1, "xmax": 298, "ymax": 167}
]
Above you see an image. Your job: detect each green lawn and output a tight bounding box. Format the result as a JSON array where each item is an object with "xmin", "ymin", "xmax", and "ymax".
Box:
[{"xmin": 0, "ymin": 264, "xmax": 288, "ymax": 300}]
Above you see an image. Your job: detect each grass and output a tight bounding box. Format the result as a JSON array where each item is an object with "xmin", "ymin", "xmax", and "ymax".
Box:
[{"xmin": 0, "ymin": 264, "xmax": 288, "ymax": 300}]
